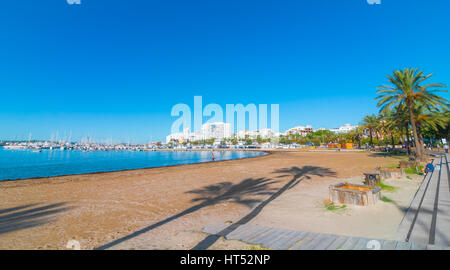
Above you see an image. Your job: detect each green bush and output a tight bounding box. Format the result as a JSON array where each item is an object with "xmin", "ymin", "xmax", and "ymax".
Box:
[{"xmin": 405, "ymin": 166, "xmax": 423, "ymax": 175}]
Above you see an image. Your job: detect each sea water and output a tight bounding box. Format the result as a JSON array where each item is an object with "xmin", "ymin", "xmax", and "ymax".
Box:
[{"xmin": 0, "ymin": 148, "xmax": 266, "ymax": 181}]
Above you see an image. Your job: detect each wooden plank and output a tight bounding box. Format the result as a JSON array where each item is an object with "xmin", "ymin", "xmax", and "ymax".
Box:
[
  {"xmin": 276, "ymin": 231, "xmax": 311, "ymax": 250},
  {"xmin": 289, "ymin": 232, "xmax": 318, "ymax": 250},
  {"xmin": 269, "ymin": 230, "xmax": 302, "ymax": 250},
  {"xmin": 426, "ymin": 244, "xmax": 445, "ymax": 250},
  {"xmin": 259, "ymin": 229, "xmax": 290, "ymax": 247},
  {"xmin": 299, "ymin": 234, "xmax": 330, "ymax": 250},
  {"xmin": 263, "ymin": 229, "xmax": 294, "ymax": 248},
  {"xmin": 352, "ymin": 238, "xmax": 371, "ymax": 250},
  {"xmin": 245, "ymin": 227, "xmax": 273, "ymax": 242},
  {"xmin": 410, "ymin": 242, "xmax": 427, "ymax": 250},
  {"xmin": 250, "ymin": 228, "xmax": 279, "ymax": 245},
  {"xmin": 326, "ymin": 236, "xmax": 350, "ymax": 250},
  {"xmin": 278, "ymin": 231, "xmax": 311, "ymax": 250},
  {"xmin": 395, "ymin": 241, "xmax": 412, "ymax": 250},
  {"xmin": 339, "ymin": 237, "xmax": 359, "ymax": 250},
  {"xmin": 237, "ymin": 226, "xmax": 268, "ymax": 242},
  {"xmin": 313, "ymin": 234, "xmax": 339, "ymax": 250},
  {"xmin": 381, "ymin": 240, "xmax": 397, "ymax": 250}
]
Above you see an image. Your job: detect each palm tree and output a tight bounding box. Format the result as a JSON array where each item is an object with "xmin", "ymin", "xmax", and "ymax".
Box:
[
  {"xmin": 412, "ymin": 102, "xmax": 448, "ymax": 150},
  {"xmin": 361, "ymin": 114, "xmax": 379, "ymax": 148},
  {"xmin": 380, "ymin": 110, "xmax": 399, "ymax": 150},
  {"xmin": 376, "ymin": 68, "xmax": 448, "ymax": 161},
  {"xmin": 347, "ymin": 126, "xmax": 364, "ymax": 149}
]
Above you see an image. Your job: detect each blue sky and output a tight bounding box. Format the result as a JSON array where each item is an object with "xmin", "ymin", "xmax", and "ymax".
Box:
[{"xmin": 1, "ymin": 0, "xmax": 449, "ymax": 143}]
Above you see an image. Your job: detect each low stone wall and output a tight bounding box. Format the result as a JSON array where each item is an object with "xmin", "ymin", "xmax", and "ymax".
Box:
[
  {"xmin": 329, "ymin": 183, "xmax": 381, "ymax": 206},
  {"xmin": 378, "ymin": 168, "xmax": 405, "ymax": 179}
]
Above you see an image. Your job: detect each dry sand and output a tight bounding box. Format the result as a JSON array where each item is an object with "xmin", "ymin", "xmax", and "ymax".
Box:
[{"xmin": 0, "ymin": 150, "xmax": 422, "ymax": 250}]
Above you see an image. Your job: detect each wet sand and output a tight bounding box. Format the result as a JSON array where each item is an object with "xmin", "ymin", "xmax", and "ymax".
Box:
[{"xmin": 0, "ymin": 150, "xmax": 420, "ymax": 250}]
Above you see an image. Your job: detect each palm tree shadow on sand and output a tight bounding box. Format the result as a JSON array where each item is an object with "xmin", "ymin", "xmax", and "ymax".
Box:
[
  {"xmin": 191, "ymin": 165, "xmax": 336, "ymax": 250},
  {"xmin": 0, "ymin": 202, "xmax": 72, "ymax": 235},
  {"xmin": 95, "ymin": 166, "xmax": 336, "ymax": 250},
  {"xmin": 95, "ymin": 177, "xmax": 281, "ymax": 249}
]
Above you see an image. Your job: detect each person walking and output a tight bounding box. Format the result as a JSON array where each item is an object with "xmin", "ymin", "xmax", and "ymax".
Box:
[{"xmin": 445, "ymin": 144, "xmax": 449, "ymax": 154}]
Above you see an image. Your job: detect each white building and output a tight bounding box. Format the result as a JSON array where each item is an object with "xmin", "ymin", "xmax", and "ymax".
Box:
[
  {"xmin": 285, "ymin": 125, "xmax": 315, "ymax": 136},
  {"xmin": 166, "ymin": 128, "xmax": 191, "ymax": 143},
  {"xmin": 201, "ymin": 122, "xmax": 231, "ymax": 140},
  {"xmin": 166, "ymin": 122, "xmax": 231, "ymax": 143},
  {"xmin": 330, "ymin": 124, "xmax": 357, "ymax": 133},
  {"xmin": 235, "ymin": 128, "xmax": 277, "ymax": 139}
]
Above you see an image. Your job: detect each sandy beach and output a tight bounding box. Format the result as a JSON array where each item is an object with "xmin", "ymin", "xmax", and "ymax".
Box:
[{"xmin": 0, "ymin": 150, "xmax": 422, "ymax": 250}]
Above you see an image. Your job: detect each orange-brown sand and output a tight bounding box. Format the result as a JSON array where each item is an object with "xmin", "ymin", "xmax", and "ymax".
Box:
[{"xmin": 0, "ymin": 151, "xmax": 421, "ymax": 250}]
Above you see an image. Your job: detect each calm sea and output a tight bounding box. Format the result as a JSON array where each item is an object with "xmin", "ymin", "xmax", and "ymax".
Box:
[{"xmin": 0, "ymin": 148, "xmax": 266, "ymax": 181}]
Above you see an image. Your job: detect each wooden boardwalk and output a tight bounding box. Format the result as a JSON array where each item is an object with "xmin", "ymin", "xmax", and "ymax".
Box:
[
  {"xmin": 202, "ymin": 154, "xmax": 450, "ymax": 250},
  {"xmin": 203, "ymin": 222, "xmax": 447, "ymax": 250}
]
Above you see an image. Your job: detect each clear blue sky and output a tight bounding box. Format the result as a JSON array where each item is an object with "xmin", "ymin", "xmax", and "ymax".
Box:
[{"xmin": 1, "ymin": 0, "xmax": 449, "ymax": 143}]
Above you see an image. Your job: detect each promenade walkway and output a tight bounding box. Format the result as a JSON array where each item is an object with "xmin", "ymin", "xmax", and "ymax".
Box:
[
  {"xmin": 202, "ymin": 154, "xmax": 450, "ymax": 250},
  {"xmin": 397, "ymin": 153, "xmax": 450, "ymax": 247}
]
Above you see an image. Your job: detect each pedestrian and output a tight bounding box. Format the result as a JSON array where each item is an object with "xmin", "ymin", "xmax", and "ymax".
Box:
[
  {"xmin": 422, "ymin": 159, "xmax": 435, "ymax": 174},
  {"xmin": 445, "ymin": 144, "xmax": 449, "ymax": 154},
  {"xmin": 211, "ymin": 151, "xmax": 215, "ymax": 161}
]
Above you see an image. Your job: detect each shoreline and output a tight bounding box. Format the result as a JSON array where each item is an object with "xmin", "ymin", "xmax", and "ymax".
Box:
[
  {"xmin": 0, "ymin": 148, "xmax": 368, "ymax": 183},
  {"xmin": 0, "ymin": 150, "xmax": 271, "ymax": 185}
]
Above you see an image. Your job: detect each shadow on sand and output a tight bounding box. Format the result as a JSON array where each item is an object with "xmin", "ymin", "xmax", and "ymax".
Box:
[
  {"xmin": 95, "ymin": 165, "xmax": 336, "ymax": 250},
  {"xmin": 191, "ymin": 166, "xmax": 336, "ymax": 250},
  {"xmin": 95, "ymin": 177, "xmax": 281, "ymax": 249},
  {"xmin": 0, "ymin": 202, "xmax": 71, "ymax": 235}
]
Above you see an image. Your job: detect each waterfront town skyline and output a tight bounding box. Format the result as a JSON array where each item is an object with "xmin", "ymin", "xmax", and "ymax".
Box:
[
  {"xmin": 166, "ymin": 122, "xmax": 357, "ymax": 144},
  {"xmin": 0, "ymin": 122, "xmax": 358, "ymax": 145}
]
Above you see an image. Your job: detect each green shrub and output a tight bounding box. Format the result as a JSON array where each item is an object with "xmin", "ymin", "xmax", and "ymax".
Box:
[
  {"xmin": 377, "ymin": 181, "xmax": 397, "ymax": 192},
  {"xmin": 381, "ymin": 196, "xmax": 394, "ymax": 203},
  {"xmin": 405, "ymin": 166, "xmax": 423, "ymax": 175}
]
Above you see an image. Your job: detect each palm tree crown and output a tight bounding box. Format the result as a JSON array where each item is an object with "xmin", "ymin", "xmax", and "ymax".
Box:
[{"xmin": 376, "ymin": 68, "xmax": 448, "ymax": 160}]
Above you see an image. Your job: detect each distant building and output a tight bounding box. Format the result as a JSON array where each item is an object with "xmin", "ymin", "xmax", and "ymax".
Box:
[
  {"xmin": 166, "ymin": 128, "xmax": 191, "ymax": 143},
  {"xmin": 330, "ymin": 124, "xmax": 357, "ymax": 133},
  {"xmin": 202, "ymin": 122, "xmax": 231, "ymax": 140},
  {"xmin": 166, "ymin": 122, "xmax": 231, "ymax": 143},
  {"xmin": 235, "ymin": 128, "xmax": 277, "ymax": 139},
  {"xmin": 285, "ymin": 125, "xmax": 315, "ymax": 136}
]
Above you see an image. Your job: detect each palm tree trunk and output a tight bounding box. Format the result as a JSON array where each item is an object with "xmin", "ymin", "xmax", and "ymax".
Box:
[
  {"xmin": 407, "ymin": 102, "xmax": 424, "ymax": 161},
  {"xmin": 391, "ymin": 134, "xmax": 395, "ymax": 150},
  {"xmin": 417, "ymin": 125, "xmax": 426, "ymax": 154},
  {"xmin": 405, "ymin": 124, "xmax": 411, "ymax": 155}
]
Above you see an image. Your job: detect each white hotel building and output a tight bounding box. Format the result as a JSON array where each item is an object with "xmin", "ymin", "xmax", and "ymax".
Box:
[
  {"xmin": 166, "ymin": 122, "xmax": 231, "ymax": 143},
  {"xmin": 329, "ymin": 124, "xmax": 357, "ymax": 133}
]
